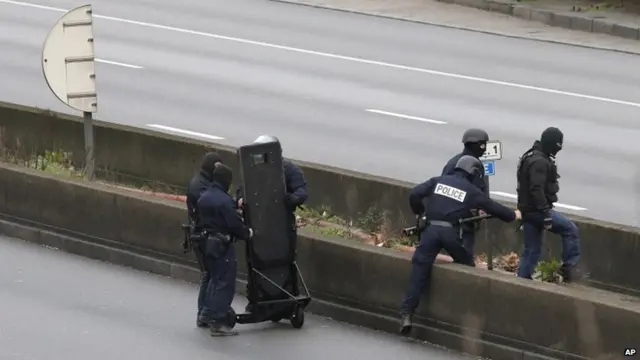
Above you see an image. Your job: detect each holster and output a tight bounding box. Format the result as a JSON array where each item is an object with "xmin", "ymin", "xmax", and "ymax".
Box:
[
  {"xmin": 416, "ymin": 215, "xmax": 428, "ymax": 233},
  {"xmin": 205, "ymin": 232, "xmax": 233, "ymax": 259},
  {"xmin": 186, "ymin": 229, "xmax": 207, "ymax": 272}
]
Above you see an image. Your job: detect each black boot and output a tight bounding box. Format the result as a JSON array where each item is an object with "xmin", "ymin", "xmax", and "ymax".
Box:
[
  {"xmin": 210, "ymin": 324, "xmax": 238, "ymax": 336},
  {"xmin": 560, "ymin": 266, "xmax": 586, "ymax": 284},
  {"xmin": 197, "ymin": 312, "xmax": 209, "ymax": 328},
  {"xmin": 399, "ymin": 313, "xmax": 413, "ymax": 335}
]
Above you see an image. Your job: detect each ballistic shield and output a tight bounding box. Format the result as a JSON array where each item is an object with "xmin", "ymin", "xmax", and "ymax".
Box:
[{"xmin": 236, "ymin": 140, "xmax": 310, "ymax": 328}]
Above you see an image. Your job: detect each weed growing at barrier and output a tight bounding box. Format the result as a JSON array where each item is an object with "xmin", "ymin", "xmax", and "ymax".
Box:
[
  {"xmin": 0, "ymin": 147, "xmax": 184, "ymax": 195},
  {"xmin": 0, "ymin": 148, "xmax": 561, "ymax": 283},
  {"xmin": 1, "ymin": 149, "xmax": 84, "ymax": 178},
  {"xmin": 534, "ymin": 259, "xmax": 562, "ymax": 283}
]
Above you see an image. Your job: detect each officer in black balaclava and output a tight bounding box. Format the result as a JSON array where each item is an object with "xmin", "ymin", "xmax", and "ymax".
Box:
[
  {"xmin": 185, "ymin": 151, "xmax": 223, "ymax": 328},
  {"xmin": 197, "ymin": 163, "xmax": 253, "ymax": 336},
  {"xmin": 441, "ymin": 128, "xmax": 490, "ymax": 260},
  {"xmin": 516, "ymin": 127, "xmax": 581, "ymax": 282}
]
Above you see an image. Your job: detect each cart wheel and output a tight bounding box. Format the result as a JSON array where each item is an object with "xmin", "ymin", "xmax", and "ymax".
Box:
[
  {"xmin": 228, "ymin": 308, "xmax": 237, "ymax": 329},
  {"xmin": 290, "ymin": 306, "xmax": 304, "ymax": 329}
]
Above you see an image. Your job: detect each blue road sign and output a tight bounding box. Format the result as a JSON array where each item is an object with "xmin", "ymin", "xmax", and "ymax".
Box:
[{"xmin": 483, "ymin": 160, "xmax": 495, "ymax": 176}]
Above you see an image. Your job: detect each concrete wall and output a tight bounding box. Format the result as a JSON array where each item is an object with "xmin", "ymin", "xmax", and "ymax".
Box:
[
  {"xmin": 0, "ymin": 162, "xmax": 637, "ymax": 360},
  {"xmin": 1, "ymin": 101, "xmax": 640, "ymax": 297}
]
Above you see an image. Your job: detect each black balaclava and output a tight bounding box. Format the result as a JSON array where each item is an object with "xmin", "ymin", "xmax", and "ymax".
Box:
[
  {"xmin": 464, "ymin": 141, "xmax": 487, "ymax": 158},
  {"xmin": 200, "ymin": 152, "xmax": 222, "ymax": 179},
  {"xmin": 212, "ymin": 163, "xmax": 233, "ymax": 192},
  {"xmin": 540, "ymin": 127, "xmax": 563, "ymax": 156}
]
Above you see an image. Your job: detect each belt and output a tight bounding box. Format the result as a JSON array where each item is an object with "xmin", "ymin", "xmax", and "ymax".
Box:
[{"xmin": 429, "ymin": 220, "xmax": 454, "ymax": 228}]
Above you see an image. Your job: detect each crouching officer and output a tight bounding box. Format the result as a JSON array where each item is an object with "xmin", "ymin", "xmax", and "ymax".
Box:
[
  {"xmin": 516, "ymin": 127, "xmax": 581, "ymax": 282},
  {"xmin": 185, "ymin": 152, "xmax": 223, "ymax": 328},
  {"xmin": 441, "ymin": 128, "xmax": 490, "ymax": 260},
  {"xmin": 400, "ymin": 155, "xmax": 521, "ymax": 335},
  {"xmin": 197, "ymin": 163, "xmax": 253, "ymax": 336}
]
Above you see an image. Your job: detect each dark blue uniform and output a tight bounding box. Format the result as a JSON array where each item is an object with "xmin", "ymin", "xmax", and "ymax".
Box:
[
  {"xmin": 441, "ymin": 149, "xmax": 487, "ymax": 257},
  {"xmin": 400, "ymin": 171, "xmax": 516, "ymax": 315},
  {"xmin": 186, "ymin": 171, "xmax": 214, "ymax": 325},
  {"xmin": 185, "ymin": 152, "xmax": 221, "ymax": 326},
  {"xmin": 186, "ymin": 172, "xmax": 212, "ymax": 227},
  {"xmin": 197, "ymin": 181, "xmax": 252, "ymax": 328},
  {"xmin": 283, "ymin": 160, "xmax": 308, "ymax": 250}
]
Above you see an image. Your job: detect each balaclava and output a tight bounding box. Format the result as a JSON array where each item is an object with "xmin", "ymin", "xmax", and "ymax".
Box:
[
  {"xmin": 200, "ymin": 152, "xmax": 222, "ymax": 179},
  {"xmin": 540, "ymin": 127, "xmax": 563, "ymax": 156},
  {"xmin": 212, "ymin": 163, "xmax": 233, "ymax": 192},
  {"xmin": 464, "ymin": 141, "xmax": 487, "ymax": 158}
]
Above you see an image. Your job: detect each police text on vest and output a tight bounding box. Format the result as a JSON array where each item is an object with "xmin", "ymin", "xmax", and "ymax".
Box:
[{"xmin": 434, "ymin": 184, "xmax": 467, "ymax": 203}]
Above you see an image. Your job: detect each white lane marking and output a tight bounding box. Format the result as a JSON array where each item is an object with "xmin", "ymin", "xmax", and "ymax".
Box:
[
  {"xmin": 95, "ymin": 59, "xmax": 143, "ymax": 69},
  {"xmin": 490, "ymin": 191, "xmax": 588, "ymax": 211},
  {"xmin": 366, "ymin": 109, "xmax": 447, "ymax": 124},
  {"xmin": 146, "ymin": 124, "xmax": 225, "ymax": 141},
  {"xmin": 3, "ymin": 0, "xmax": 640, "ymax": 109}
]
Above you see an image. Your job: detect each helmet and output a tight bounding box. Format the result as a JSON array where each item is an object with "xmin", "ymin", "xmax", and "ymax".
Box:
[
  {"xmin": 253, "ymin": 135, "xmax": 279, "ymax": 144},
  {"xmin": 455, "ymin": 155, "xmax": 484, "ymax": 178},
  {"xmin": 462, "ymin": 128, "xmax": 489, "ymax": 144}
]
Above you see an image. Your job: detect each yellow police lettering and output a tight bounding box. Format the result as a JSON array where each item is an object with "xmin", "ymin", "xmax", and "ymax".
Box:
[{"xmin": 434, "ymin": 183, "xmax": 467, "ymax": 203}]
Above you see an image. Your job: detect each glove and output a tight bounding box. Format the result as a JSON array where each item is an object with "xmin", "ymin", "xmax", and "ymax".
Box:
[
  {"xmin": 284, "ymin": 193, "xmax": 300, "ymax": 206},
  {"xmin": 181, "ymin": 238, "xmax": 189, "ymax": 253},
  {"xmin": 543, "ymin": 213, "xmax": 553, "ymax": 230}
]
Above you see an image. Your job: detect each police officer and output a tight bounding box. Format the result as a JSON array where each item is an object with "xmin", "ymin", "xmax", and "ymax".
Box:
[
  {"xmin": 400, "ymin": 155, "xmax": 521, "ymax": 335},
  {"xmin": 198, "ymin": 163, "xmax": 253, "ymax": 336},
  {"xmin": 516, "ymin": 127, "xmax": 581, "ymax": 282},
  {"xmin": 185, "ymin": 151, "xmax": 222, "ymax": 328},
  {"xmin": 238, "ymin": 135, "xmax": 308, "ymax": 309},
  {"xmin": 441, "ymin": 129, "xmax": 490, "ymax": 259}
]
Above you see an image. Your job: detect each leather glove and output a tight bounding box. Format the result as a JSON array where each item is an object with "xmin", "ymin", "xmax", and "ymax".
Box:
[
  {"xmin": 284, "ymin": 193, "xmax": 300, "ymax": 207},
  {"xmin": 543, "ymin": 213, "xmax": 553, "ymax": 230}
]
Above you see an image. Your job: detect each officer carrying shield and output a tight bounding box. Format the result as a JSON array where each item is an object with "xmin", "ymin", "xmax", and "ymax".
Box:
[
  {"xmin": 441, "ymin": 128, "xmax": 490, "ymax": 260},
  {"xmin": 399, "ymin": 155, "xmax": 521, "ymax": 335},
  {"xmin": 237, "ymin": 135, "xmax": 308, "ymax": 312},
  {"xmin": 516, "ymin": 127, "xmax": 581, "ymax": 282},
  {"xmin": 197, "ymin": 163, "xmax": 254, "ymax": 336},
  {"xmin": 185, "ymin": 151, "xmax": 222, "ymax": 328}
]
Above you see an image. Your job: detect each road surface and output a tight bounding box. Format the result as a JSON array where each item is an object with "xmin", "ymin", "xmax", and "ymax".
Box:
[
  {"xmin": 1, "ymin": 0, "xmax": 640, "ymax": 226},
  {"xmin": 0, "ymin": 235, "xmax": 469, "ymax": 359}
]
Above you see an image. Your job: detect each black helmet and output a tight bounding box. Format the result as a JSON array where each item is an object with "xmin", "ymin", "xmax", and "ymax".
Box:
[
  {"xmin": 455, "ymin": 155, "xmax": 484, "ymax": 178},
  {"xmin": 462, "ymin": 128, "xmax": 489, "ymax": 144}
]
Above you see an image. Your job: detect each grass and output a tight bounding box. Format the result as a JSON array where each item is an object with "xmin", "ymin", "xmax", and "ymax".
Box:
[{"xmin": 1, "ymin": 148, "xmax": 566, "ymax": 283}]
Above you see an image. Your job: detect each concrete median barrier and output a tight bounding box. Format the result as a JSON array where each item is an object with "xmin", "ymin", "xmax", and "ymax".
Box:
[
  {"xmin": 0, "ymin": 163, "xmax": 637, "ymax": 360},
  {"xmin": 1, "ymin": 100, "xmax": 640, "ymax": 297}
]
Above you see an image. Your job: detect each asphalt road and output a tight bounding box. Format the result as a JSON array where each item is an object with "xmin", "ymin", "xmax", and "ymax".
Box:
[
  {"xmin": 0, "ymin": 235, "xmax": 470, "ymax": 360},
  {"xmin": 1, "ymin": 0, "xmax": 640, "ymax": 226}
]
